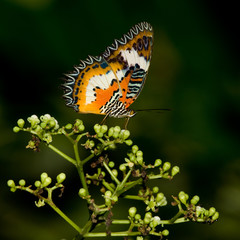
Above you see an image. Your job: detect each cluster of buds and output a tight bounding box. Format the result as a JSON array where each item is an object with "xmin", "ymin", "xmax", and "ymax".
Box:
[
  {"xmin": 176, "ymin": 191, "xmax": 219, "ymax": 223},
  {"xmin": 65, "ymin": 119, "xmax": 85, "ymax": 133},
  {"xmin": 128, "ymin": 207, "xmax": 169, "ymax": 238},
  {"xmin": 93, "ymin": 124, "xmax": 132, "ymax": 145},
  {"xmin": 7, "ymin": 172, "xmax": 66, "ymax": 207}
]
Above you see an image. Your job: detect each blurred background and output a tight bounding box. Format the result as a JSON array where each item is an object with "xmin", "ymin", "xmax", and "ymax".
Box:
[{"xmin": 0, "ymin": 0, "xmax": 239, "ymax": 239}]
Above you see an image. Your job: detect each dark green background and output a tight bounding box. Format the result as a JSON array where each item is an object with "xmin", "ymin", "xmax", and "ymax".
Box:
[{"xmin": 1, "ymin": 0, "xmax": 239, "ymax": 239}]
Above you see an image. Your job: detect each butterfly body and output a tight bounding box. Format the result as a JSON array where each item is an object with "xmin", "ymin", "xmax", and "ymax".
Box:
[{"xmin": 62, "ymin": 22, "xmax": 153, "ymax": 119}]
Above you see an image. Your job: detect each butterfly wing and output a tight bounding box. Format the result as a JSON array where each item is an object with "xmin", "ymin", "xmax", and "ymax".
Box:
[
  {"xmin": 103, "ymin": 22, "xmax": 153, "ymax": 108},
  {"xmin": 62, "ymin": 22, "xmax": 153, "ymax": 116},
  {"xmin": 62, "ymin": 56, "xmax": 122, "ymax": 115}
]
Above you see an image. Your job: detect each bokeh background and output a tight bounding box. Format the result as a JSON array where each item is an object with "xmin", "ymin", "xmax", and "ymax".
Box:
[{"xmin": 1, "ymin": 0, "xmax": 239, "ymax": 239}]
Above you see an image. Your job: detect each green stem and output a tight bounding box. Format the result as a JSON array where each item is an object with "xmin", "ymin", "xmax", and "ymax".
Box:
[
  {"xmin": 103, "ymin": 161, "xmax": 120, "ymax": 185},
  {"xmin": 48, "ymin": 144, "xmax": 76, "ymax": 166},
  {"xmin": 123, "ymin": 195, "xmax": 144, "ymax": 201},
  {"xmin": 82, "ymin": 153, "xmax": 95, "ymax": 165},
  {"xmin": 83, "ymin": 231, "xmax": 141, "ymax": 237}
]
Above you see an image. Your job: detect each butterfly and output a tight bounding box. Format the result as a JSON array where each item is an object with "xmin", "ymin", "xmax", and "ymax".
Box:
[{"xmin": 62, "ymin": 22, "xmax": 153, "ymax": 126}]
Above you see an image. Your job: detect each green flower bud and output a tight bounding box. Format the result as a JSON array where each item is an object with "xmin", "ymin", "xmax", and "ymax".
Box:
[
  {"xmin": 162, "ymin": 229, "xmax": 169, "ymax": 236},
  {"xmin": 34, "ymin": 180, "xmax": 41, "ymax": 188},
  {"xmin": 101, "ymin": 171, "xmax": 106, "ymax": 177},
  {"xmin": 65, "ymin": 123, "xmax": 72, "ymax": 130},
  {"xmin": 89, "ymin": 140, "xmax": 95, "ymax": 148},
  {"xmin": 121, "ymin": 129, "xmax": 130, "ymax": 140},
  {"xmin": 153, "ymin": 186, "xmax": 159, "ymax": 193},
  {"xmin": 113, "ymin": 131, "xmax": 119, "ymax": 138},
  {"xmin": 112, "ymin": 169, "xmax": 118, "ymax": 177},
  {"xmin": 97, "ymin": 132, "xmax": 104, "ymax": 138},
  {"xmin": 135, "ymin": 213, "xmax": 141, "ymax": 220},
  {"xmin": 41, "ymin": 172, "xmax": 48, "ymax": 183},
  {"xmin": 79, "ymin": 188, "xmax": 87, "ymax": 198},
  {"xmin": 154, "ymin": 159, "xmax": 162, "ymax": 167},
  {"xmin": 101, "ymin": 125, "xmax": 108, "ymax": 133},
  {"xmin": 119, "ymin": 164, "xmax": 126, "ymax": 172},
  {"xmin": 209, "ymin": 207, "xmax": 216, "ymax": 217},
  {"xmin": 136, "ymin": 156, "xmax": 143, "ymax": 165},
  {"xmin": 171, "ymin": 166, "xmax": 180, "ymax": 177},
  {"xmin": 212, "ymin": 211, "xmax": 219, "ymax": 221},
  {"xmin": 49, "ymin": 119, "xmax": 56, "ymax": 128},
  {"xmin": 43, "ymin": 133, "xmax": 52, "ymax": 143},
  {"xmin": 13, "ymin": 126, "xmax": 20, "ymax": 133},
  {"xmin": 42, "ymin": 177, "xmax": 52, "ymax": 188},
  {"xmin": 108, "ymin": 127, "xmax": 114, "ymax": 137},
  {"xmin": 136, "ymin": 236, "xmax": 143, "ymax": 240},
  {"xmin": 105, "ymin": 198, "xmax": 111, "ymax": 206},
  {"xmin": 151, "ymin": 216, "xmax": 161, "ymax": 228},
  {"xmin": 132, "ymin": 145, "xmax": 139, "ymax": 154},
  {"xmin": 78, "ymin": 124, "xmax": 85, "ymax": 132},
  {"xmin": 129, "ymin": 207, "xmax": 137, "ymax": 218},
  {"xmin": 114, "ymin": 126, "xmax": 121, "ymax": 133},
  {"xmin": 17, "ymin": 119, "xmax": 25, "ymax": 128},
  {"xmin": 94, "ymin": 124, "xmax": 101, "ymax": 133},
  {"xmin": 179, "ymin": 191, "xmax": 187, "ymax": 204},
  {"xmin": 75, "ymin": 119, "xmax": 83, "ymax": 126},
  {"xmin": 112, "ymin": 195, "xmax": 118, "ymax": 203},
  {"xmin": 145, "ymin": 212, "xmax": 152, "ymax": 219},
  {"xmin": 108, "ymin": 161, "xmax": 115, "ymax": 168},
  {"xmin": 40, "ymin": 122, "xmax": 47, "ymax": 129},
  {"xmin": 7, "ymin": 180, "xmax": 15, "ymax": 188},
  {"xmin": 125, "ymin": 139, "xmax": 133, "ymax": 146},
  {"xmin": 156, "ymin": 192, "xmax": 164, "ymax": 202},
  {"xmin": 136, "ymin": 150, "xmax": 143, "ymax": 157},
  {"xmin": 19, "ymin": 179, "xmax": 26, "ymax": 186},
  {"xmin": 27, "ymin": 115, "xmax": 40, "ymax": 128},
  {"xmin": 163, "ymin": 162, "xmax": 171, "ymax": 172},
  {"xmin": 56, "ymin": 173, "xmax": 66, "ymax": 184},
  {"xmin": 105, "ymin": 190, "xmax": 112, "ymax": 197},
  {"xmin": 190, "ymin": 195, "xmax": 200, "ymax": 205},
  {"xmin": 195, "ymin": 206, "xmax": 202, "ymax": 217}
]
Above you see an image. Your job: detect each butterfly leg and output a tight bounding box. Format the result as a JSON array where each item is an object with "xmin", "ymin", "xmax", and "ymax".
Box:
[
  {"xmin": 100, "ymin": 114, "xmax": 109, "ymax": 125},
  {"xmin": 124, "ymin": 117, "xmax": 130, "ymax": 129}
]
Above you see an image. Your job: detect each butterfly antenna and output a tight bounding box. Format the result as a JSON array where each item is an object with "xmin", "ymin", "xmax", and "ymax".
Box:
[{"xmin": 135, "ymin": 108, "xmax": 171, "ymax": 113}]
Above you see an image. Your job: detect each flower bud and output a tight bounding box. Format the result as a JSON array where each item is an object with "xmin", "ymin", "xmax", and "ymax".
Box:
[
  {"xmin": 154, "ymin": 159, "xmax": 162, "ymax": 167},
  {"xmin": 129, "ymin": 207, "xmax": 137, "ymax": 217},
  {"xmin": 136, "ymin": 156, "xmax": 143, "ymax": 165},
  {"xmin": 75, "ymin": 119, "xmax": 83, "ymax": 126},
  {"xmin": 108, "ymin": 127, "xmax": 114, "ymax": 137},
  {"xmin": 135, "ymin": 213, "xmax": 141, "ymax": 220},
  {"xmin": 125, "ymin": 139, "xmax": 133, "ymax": 146},
  {"xmin": 65, "ymin": 123, "xmax": 72, "ymax": 130},
  {"xmin": 27, "ymin": 115, "xmax": 40, "ymax": 128},
  {"xmin": 112, "ymin": 169, "xmax": 118, "ymax": 177},
  {"xmin": 190, "ymin": 195, "xmax": 200, "ymax": 205},
  {"xmin": 136, "ymin": 237, "xmax": 143, "ymax": 240},
  {"xmin": 162, "ymin": 229, "xmax": 169, "ymax": 236},
  {"xmin": 34, "ymin": 180, "xmax": 41, "ymax": 188},
  {"xmin": 7, "ymin": 180, "xmax": 15, "ymax": 188},
  {"xmin": 112, "ymin": 195, "xmax": 118, "ymax": 203},
  {"xmin": 108, "ymin": 161, "xmax": 115, "ymax": 168},
  {"xmin": 101, "ymin": 125, "xmax": 108, "ymax": 133},
  {"xmin": 17, "ymin": 119, "xmax": 25, "ymax": 128},
  {"xmin": 105, "ymin": 190, "xmax": 112, "ymax": 197},
  {"xmin": 79, "ymin": 188, "xmax": 87, "ymax": 198},
  {"xmin": 56, "ymin": 173, "xmax": 66, "ymax": 184},
  {"xmin": 171, "ymin": 166, "xmax": 180, "ymax": 176},
  {"xmin": 212, "ymin": 211, "xmax": 219, "ymax": 221},
  {"xmin": 162, "ymin": 162, "xmax": 171, "ymax": 172},
  {"xmin": 94, "ymin": 124, "xmax": 101, "ymax": 133},
  {"xmin": 120, "ymin": 129, "xmax": 130, "ymax": 140},
  {"xmin": 41, "ymin": 172, "xmax": 48, "ymax": 183},
  {"xmin": 153, "ymin": 186, "xmax": 159, "ymax": 193},
  {"xmin": 105, "ymin": 198, "xmax": 111, "ymax": 206},
  {"xmin": 179, "ymin": 191, "xmax": 187, "ymax": 204},
  {"xmin": 132, "ymin": 145, "xmax": 139, "ymax": 154},
  {"xmin": 13, "ymin": 126, "xmax": 20, "ymax": 133},
  {"xmin": 151, "ymin": 216, "xmax": 161, "ymax": 228},
  {"xmin": 114, "ymin": 126, "xmax": 121, "ymax": 133},
  {"xmin": 19, "ymin": 179, "xmax": 26, "ymax": 186},
  {"xmin": 119, "ymin": 164, "xmax": 126, "ymax": 172},
  {"xmin": 42, "ymin": 177, "xmax": 52, "ymax": 188},
  {"xmin": 156, "ymin": 192, "xmax": 164, "ymax": 202},
  {"xmin": 78, "ymin": 124, "xmax": 85, "ymax": 132},
  {"xmin": 209, "ymin": 207, "xmax": 216, "ymax": 217}
]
